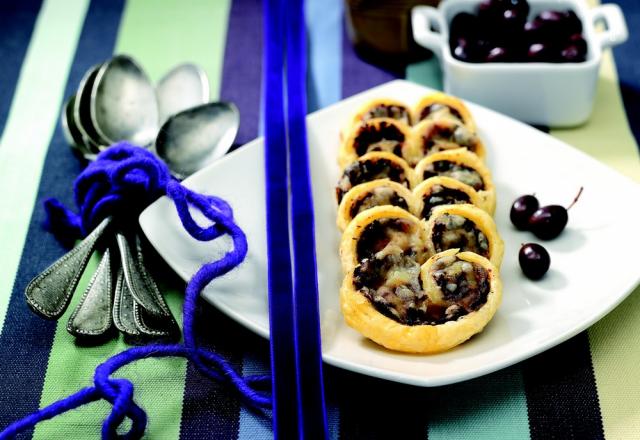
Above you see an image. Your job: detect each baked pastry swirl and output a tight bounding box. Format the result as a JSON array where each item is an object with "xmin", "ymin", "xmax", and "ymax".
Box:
[
  {"xmin": 342, "ymin": 98, "xmax": 413, "ymax": 138},
  {"xmin": 425, "ymin": 204, "xmax": 504, "ymax": 268},
  {"xmin": 340, "ymin": 246, "xmax": 502, "ymax": 353},
  {"xmin": 335, "ymin": 152, "xmax": 416, "ymax": 203},
  {"xmin": 410, "ymin": 119, "xmax": 486, "ymax": 163},
  {"xmin": 340, "ymin": 206, "xmax": 428, "ymax": 275},
  {"xmin": 337, "ymin": 179, "xmax": 416, "ymax": 231},
  {"xmin": 412, "ymin": 92, "xmax": 476, "ymax": 132},
  {"xmin": 415, "ymin": 148, "xmax": 496, "ymax": 214},
  {"xmin": 414, "ymin": 176, "xmax": 485, "ymax": 218},
  {"xmin": 337, "ymin": 176, "xmax": 489, "ymax": 231},
  {"xmin": 338, "ymin": 118, "xmax": 414, "ymax": 169}
]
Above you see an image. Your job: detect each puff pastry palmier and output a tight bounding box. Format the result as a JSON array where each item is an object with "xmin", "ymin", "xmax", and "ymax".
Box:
[
  {"xmin": 336, "ymin": 179, "xmax": 416, "ymax": 231},
  {"xmin": 338, "ymin": 118, "xmax": 415, "ymax": 169},
  {"xmin": 424, "ymin": 204, "xmax": 504, "ymax": 268},
  {"xmin": 415, "ymin": 148, "xmax": 496, "ymax": 215},
  {"xmin": 412, "ymin": 92, "xmax": 476, "ymax": 132},
  {"xmin": 340, "ymin": 248, "xmax": 501, "ymax": 353}
]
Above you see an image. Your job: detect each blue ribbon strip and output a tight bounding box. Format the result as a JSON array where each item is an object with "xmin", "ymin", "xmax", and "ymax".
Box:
[
  {"xmin": 285, "ymin": 0, "xmax": 329, "ymax": 437},
  {"xmin": 264, "ymin": 0, "xmax": 329, "ymax": 437},
  {"xmin": 263, "ymin": 0, "xmax": 301, "ymax": 438}
]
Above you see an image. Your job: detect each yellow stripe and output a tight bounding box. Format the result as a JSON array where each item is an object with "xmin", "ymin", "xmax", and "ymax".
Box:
[
  {"xmin": 551, "ymin": 0, "xmax": 639, "ymax": 182},
  {"xmin": 552, "ymin": 2, "xmax": 640, "ymax": 439}
]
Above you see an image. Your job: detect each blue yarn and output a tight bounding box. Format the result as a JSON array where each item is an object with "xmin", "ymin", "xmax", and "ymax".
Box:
[{"xmin": 0, "ymin": 143, "xmax": 271, "ymax": 439}]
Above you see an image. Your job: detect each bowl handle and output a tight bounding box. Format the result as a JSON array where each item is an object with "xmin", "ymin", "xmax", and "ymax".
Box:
[
  {"xmin": 590, "ymin": 4, "xmax": 629, "ymax": 51},
  {"xmin": 411, "ymin": 6, "xmax": 446, "ymax": 58}
]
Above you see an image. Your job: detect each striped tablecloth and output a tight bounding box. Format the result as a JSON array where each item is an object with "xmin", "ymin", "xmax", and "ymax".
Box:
[{"xmin": 1, "ymin": 0, "xmax": 639, "ymax": 438}]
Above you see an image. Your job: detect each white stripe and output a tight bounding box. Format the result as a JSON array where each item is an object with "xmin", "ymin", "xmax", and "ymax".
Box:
[{"xmin": 0, "ymin": 0, "xmax": 90, "ymax": 329}]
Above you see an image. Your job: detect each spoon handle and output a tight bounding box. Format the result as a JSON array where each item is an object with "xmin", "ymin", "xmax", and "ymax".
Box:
[
  {"xmin": 116, "ymin": 230, "xmax": 169, "ymax": 318},
  {"xmin": 112, "ymin": 267, "xmax": 141, "ymax": 339},
  {"xmin": 66, "ymin": 246, "xmax": 115, "ymax": 339},
  {"xmin": 25, "ymin": 217, "xmax": 111, "ymax": 319}
]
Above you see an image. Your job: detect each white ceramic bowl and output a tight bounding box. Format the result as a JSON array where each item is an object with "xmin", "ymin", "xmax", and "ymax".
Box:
[{"xmin": 412, "ymin": 0, "xmax": 628, "ymax": 127}]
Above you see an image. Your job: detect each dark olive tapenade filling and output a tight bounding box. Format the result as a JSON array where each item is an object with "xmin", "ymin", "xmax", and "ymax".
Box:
[
  {"xmin": 336, "ymin": 158, "xmax": 410, "ymax": 203},
  {"xmin": 356, "ymin": 218, "xmax": 421, "ymax": 263},
  {"xmin": 354, "ymin": 254, "xmax": 428, "ymax": 325},
  {"xmin": 349, "ymin": 187, "xmax": 409, "ymax": 219},
  {"xmin": 431, "ymin": 256, "xmax": 490, "ymax": 313},
  {"xmin": 353, "ymin": 121, "xmax": 405, "ymax": 157},
  {"xmin": 420, "ymin": 124, "xmax": 478, "ymax": 156},
  {"xmin": 421, "ymin": 186, "xmax": 471, "ymax": 219},
  {"xmin": 420, "ymin": 103, "xmax": 464, "ymax": 123},
  {"xmin": 431, "ymin": 214, "xmax": 490, "ymax": 257},
  {"xmin": 423, "ymin": 161, "xmax": 484, "ymax": 191},
  {"xmin": 353, "ymin": 254, "xmax": 489, "ymax": 326},
  {"xmin": 362, "ymin": 104, "xmax": 411, "ymax": 125}
]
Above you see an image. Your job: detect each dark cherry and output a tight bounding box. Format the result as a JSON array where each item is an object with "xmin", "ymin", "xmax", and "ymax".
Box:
[
  {"xmin": 537, "ymin": 10, "xmax": 564, "ymax": 24},
  {"xmin": 568, "ymin": 33, "xmax": 587, "ymax": 56},
  {"xmin": 478, "ymin": 0, "xmax": 503, "ymax": 21},
  {"xmin": 527, "ymin": 43, "xmax": 556, "ymax": 62},
  {"xmin": 519, "ymin": 243, "xmax": 551, "ymax": 280},
  {"xmin": 560, "ymin": 45, "xmax": 586, "ymax": 63},
  {"xmin": 453, "ymin": 43, "xmax": 473, "ymax": 62},
  {"xmin": 501, "ymin": 8, "xmax": 527, "ymax": 35},
  {"xmin": 529, "ymin": 187, "xmax": 583, "ymax": 240},
  {"xmin": 450, "ymin": 12, "xmax": 479, "ymax": 38},
  {"xmin": 486, "ymin": 46, "xmax": 509, "ymax": 62},
  {"xmin": 510, "ymin": 194, "xmax": 539, "ymax": 230},
  {"xmin": 564, "ymin": 10, "xmax": 583, "ymax": 34}
]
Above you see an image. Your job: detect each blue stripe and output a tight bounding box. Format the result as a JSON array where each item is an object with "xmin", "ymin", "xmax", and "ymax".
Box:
[
  {"xmin": 0, "ymin": 0, "xmax": 43, "ymax": 140},
  {"xmin": 179, "ymin": 302, "xmax": 242, "ymax": 440},
  {"xmin": 605, "ymin": 0, "xmax": 640, "ymax": 153},
  {"xmin": 341, "ymin": 21, "xmax": 404, "ymax": 98},
  {"xmin": 179, "ymin": 1, "xmax": 262, "ymax": 437},
  {"xmin": 221, "ymin": 0, "xmax": 263, "ymax": 148},
  {"xmin": 238, "ymin": 340, "xmax": 272, "ymax": 440},
  {"xmin": 305, "ymin": 0, "xmax": 342, "ymax": 111},
  {"xmin": 0, "ymin": 0, "xmax": 124, "ymax": 435}
]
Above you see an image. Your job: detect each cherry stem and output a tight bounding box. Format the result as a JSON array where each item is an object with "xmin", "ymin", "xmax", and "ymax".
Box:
[{"xmin": 566, "ymin": 186, "xmax": 584, "ymax": 210}]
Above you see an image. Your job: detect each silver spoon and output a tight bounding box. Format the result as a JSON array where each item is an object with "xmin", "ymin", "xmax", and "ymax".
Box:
[
  {"xmin": 90, "ymin": 55, "xmax": 159, "ymax": 147},
  {"xmin": 155, "ymin": 102, "xmax": 239, "ymax": 178},
  {"xmin": 73, "ymin": 63, "xmax": 105, "ymax": 152},
  {"xmin": 156, "ymin": 63, "xmax": 210, "ymax": 126}
]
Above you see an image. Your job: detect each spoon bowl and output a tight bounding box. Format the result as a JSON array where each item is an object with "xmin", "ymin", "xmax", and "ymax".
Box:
[
  {"xmin": 90, "ymin": 55, "xmax": 159, "ymax": 146},
  {"xmin": 155, "ymin": 102, "xmax": 239, "ymax": 178},
  {"xmin": 156, "ymin": 63, "xmax": 210, "ymax": 125}
]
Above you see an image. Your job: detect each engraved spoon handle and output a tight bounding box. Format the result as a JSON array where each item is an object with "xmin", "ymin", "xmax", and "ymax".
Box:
[
  {"xmin": 25, "ymin": 217, "xmax": 111, "ymax": 319},
  {"xmin": 66, "ymin": 246, "xmax": 115, "ymax": 339}
]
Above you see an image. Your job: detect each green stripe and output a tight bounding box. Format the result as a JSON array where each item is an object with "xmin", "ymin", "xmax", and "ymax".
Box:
[
  {"xmin": 406, "ymin": 57, "xmax": 443, "ymax": 92},
  {"xmin": 114, "ymin": 0, "xmax": 231, "ymax": 99},
  {"xmin": 34, "ymin": 1, "xmax": 231, "ymax": 438},
  {"xmin": 0, "ymin": 0, "xmax": 89, "ymax": 331},
  {"xmin": 427, "ymin": 368, "xmax": 530, "ymax": 440},
  {"xmin": 407, "ymin": 60, "xmax": 531, "ymax": 440}
]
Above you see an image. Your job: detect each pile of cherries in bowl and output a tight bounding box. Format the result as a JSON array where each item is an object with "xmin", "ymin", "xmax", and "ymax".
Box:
[{"xmin": 449, "ymin": 0, "xmax": 588, "ymax": 63}]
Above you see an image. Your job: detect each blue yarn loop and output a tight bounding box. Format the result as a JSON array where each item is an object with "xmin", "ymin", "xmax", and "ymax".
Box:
[{"xmin": 1, "ymin": 143, "xmax": 271, "ymax": 439}]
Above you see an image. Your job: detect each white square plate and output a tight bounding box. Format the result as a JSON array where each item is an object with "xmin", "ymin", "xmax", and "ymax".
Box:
[{"xmin": 139, "ymin": 80, "xmax": 640, "ymax": 386}]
